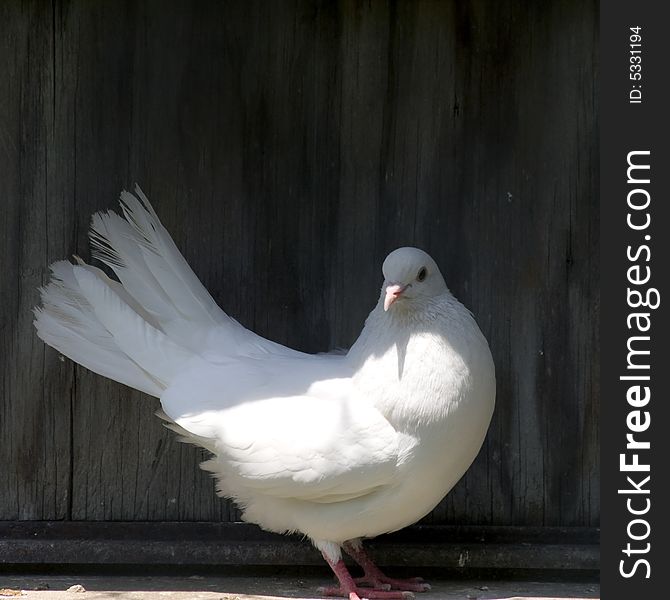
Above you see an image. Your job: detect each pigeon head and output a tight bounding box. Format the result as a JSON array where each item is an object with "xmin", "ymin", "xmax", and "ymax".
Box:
[{"xmin": 381, "ymin": 247, "xmax": 448, "ymax": 312}]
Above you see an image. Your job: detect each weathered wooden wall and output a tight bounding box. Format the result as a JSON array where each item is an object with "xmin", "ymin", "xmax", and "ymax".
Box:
[{"xmin": 0, "ymin": 0, "xmax": 598, "ymax": 528}]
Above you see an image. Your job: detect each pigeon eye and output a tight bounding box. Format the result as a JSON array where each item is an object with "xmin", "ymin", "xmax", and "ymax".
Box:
[{"xmin": 417, "ymin": 267, "xmax": 427, "ymax": 282}]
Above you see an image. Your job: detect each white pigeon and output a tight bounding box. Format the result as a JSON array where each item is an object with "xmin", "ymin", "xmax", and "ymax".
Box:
[{"xmin": 34, "ymin": 187, "xmax": 496, "ymax": 600}]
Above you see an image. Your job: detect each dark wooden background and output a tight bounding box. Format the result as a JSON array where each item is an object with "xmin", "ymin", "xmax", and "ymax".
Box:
[{"xmin": 0, "ymin": 0, "xmax": 598, "ymax": 536}]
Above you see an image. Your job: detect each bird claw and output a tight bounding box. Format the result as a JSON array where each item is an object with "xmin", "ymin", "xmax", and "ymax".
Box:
[
  {"xmin": 317, "ymin": 586, "xmax": 415, "ymax": 599},
  {"xmin": 354, "ymin": 576, "xmax": 431, "ymax": 593},
  {"xmin": 355, "ymin": 579, "xmax": 391, "ymax": 590}
]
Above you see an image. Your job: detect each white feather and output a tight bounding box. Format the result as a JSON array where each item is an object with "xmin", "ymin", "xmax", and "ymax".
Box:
[
  {"xmin": 34, "ymin": 261, "xmax": 163, "ymax": 396},
  {"xmin": 71, "ymin": 266, "xmax": 194, "ymax": 386},
  {"xmin": 118, "ymin": 188, "xmax": 225, "ymax": 326}
]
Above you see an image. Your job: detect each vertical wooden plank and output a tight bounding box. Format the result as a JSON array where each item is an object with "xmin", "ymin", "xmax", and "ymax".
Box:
[
  {"xmin": 0, "ymin": 1, "xmax": 72, "ymax": 520},
  {"xmin": 429, "ymin": 0, "xmax": 599, "ymax": 527},
  {"xmin": 48, "ymin": 0, "xmax": 225, "ymax": 522}
]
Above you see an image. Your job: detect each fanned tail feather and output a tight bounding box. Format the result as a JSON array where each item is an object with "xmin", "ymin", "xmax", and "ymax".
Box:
[
  {"xmin": 34, "ymin": 260, "xmax": 166, "ymax": 396},
  {"xmin": 33, "ymin": 185, "xmax": 226, "ymax": 396}
]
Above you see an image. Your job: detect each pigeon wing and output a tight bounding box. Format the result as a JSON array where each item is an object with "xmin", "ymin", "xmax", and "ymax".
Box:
[{"xmin": 160, "ymin": 357, "xmax": 401, "ymax": 503}]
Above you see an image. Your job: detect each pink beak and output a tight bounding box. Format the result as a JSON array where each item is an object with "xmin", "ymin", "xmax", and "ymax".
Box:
[{"xmin": 384, "ymin": 283, "xmax": 408, "ymax": 311}]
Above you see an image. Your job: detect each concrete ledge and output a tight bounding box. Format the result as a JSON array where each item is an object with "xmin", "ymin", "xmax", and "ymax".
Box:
[{"xmin": 0, "ymin": 523, "xmax": 599, "ymax": 572}]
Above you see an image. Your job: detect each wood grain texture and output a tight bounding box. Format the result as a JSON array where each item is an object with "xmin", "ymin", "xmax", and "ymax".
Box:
[
  {"xmin": 0, "ymin": 0, "xmax": 73, "ymax": 521},
  {"xmin": 0, "ymin": 0, "xmax": 598, "ymax": 527}
]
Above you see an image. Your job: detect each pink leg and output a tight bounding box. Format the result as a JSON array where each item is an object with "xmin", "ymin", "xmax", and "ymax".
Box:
[
  {"xmin": 318, "ymin": 551, "xmax": 417, "ymax": 600},
  {"xmin": 342, "ymin": 540, "xmax": 431, "ymax": 593}
]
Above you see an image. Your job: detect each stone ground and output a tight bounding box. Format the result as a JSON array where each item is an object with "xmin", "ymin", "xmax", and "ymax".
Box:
[{"xmin": 0, "ymin": 575, "xmax": 599, "ymax": 600}]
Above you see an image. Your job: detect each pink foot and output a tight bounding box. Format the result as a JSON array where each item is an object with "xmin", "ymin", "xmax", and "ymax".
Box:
[
  {"xmin": 343, "ymin": 540, "xmax": 431, "ymax": 593},
  {"xmin": 318, "ymin": 552, "xmax": 417, "ymax": 600}
]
